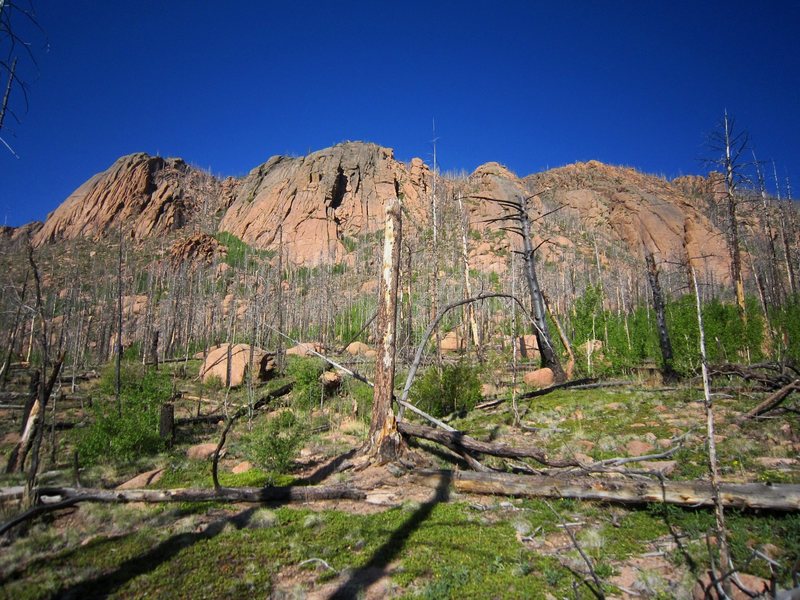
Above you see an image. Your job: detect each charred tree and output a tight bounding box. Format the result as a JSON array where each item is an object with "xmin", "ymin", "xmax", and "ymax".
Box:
[
  {"xmin": 644, "ymin": 249, "xmax": 678, "ymax": 382},
  {"xmin": 477, "ymin": 193, "xmax": 566, "ymax": 382},
  {"xmin": 707, "ymin": 111, "xmax": 749, "ymax": 322}
]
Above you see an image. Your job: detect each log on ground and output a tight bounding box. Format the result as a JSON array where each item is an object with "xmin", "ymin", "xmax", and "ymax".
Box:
[{"xmin": 453, "ymin": 471, "xmax": 800, "ymax": 511}]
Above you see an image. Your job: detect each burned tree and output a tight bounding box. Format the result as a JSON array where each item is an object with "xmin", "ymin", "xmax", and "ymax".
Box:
[
  {"xmin": 707, "ymin": 111, "xmax": 749, "ymax": 321},
  {"xmin": 476, "ymin": 192, "xmax": 567, "ymax": 382},
  {"xmin": 644, "ymin": 249, "xmax": 677, "ymax": 382},
  {"xmin": 365, "ymin": 196, "xmax": 405, "ymax": 462}
]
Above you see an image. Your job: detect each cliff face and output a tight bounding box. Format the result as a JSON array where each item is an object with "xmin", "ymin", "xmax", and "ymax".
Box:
[
  {"xmin": 33, "ymin": 153, "xmax": 233, "ymax": 245},
  {"xmin": 524, "ymin": 161, "xmax": 731, "ymax": 280},
  {"xmin": 218, "ymin": 142, "xmax": 429, "ymax": 264}
]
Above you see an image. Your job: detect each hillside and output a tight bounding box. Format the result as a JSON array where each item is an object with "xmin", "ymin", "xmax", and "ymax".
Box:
[{"xmin": 1, "ymin": 142, "xmax": 799, "ymax": 599}]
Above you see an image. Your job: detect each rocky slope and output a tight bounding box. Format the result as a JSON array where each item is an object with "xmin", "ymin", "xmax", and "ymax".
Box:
[{"xmin": 33, "ymin": 153, "xmax": 235, "ymax": 245}]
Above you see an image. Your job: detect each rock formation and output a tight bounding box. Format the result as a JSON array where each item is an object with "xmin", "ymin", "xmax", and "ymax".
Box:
[
  {"xmin": 33, "ymin": 153, "xmax": 233, "ymax": 245},
  {"xmin": 29, "ymin": 142, "xmax": 736, "ymax": 284},
  {"xmin": 218, "ymin": 142, "xmax": 429, "ymax": 264}
]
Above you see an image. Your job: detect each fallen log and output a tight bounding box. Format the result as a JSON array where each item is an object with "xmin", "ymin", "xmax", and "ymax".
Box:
[
  {"xmin": 738, "ymin": 379, "xmax": 800, "ymax": 421},
  {"xmin": 397, "ymin": 421, "xmax": 579, "ymax": 467},
  {"xmin": 709, "ymin": 363, "xmax": 793, "ymax": 391},
  {"xmin": 0, "ymin": 483, "xmax": 366, "ymax": 535},
  {"xmin": 452, "ymin": 471, "xmax": 800, "ymax": 511}
]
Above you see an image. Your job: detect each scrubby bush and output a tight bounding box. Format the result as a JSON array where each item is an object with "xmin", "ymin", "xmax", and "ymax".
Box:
[
  {"xmin": 409, "ymin": 361, "xmax": 482, "ymax": 418},
  {"xmin": 285, "ymin": 356, "xmax": 325, "ymax": 409},
  {"xmin": 75, "ymin": 362, "xmax": 172, "ymax": 465},
  {"xmin": 241, "ymin": 410, "xmax": 303, "ymax": 480}
]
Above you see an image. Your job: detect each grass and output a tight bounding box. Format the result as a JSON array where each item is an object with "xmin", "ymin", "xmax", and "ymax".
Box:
[{"xmin": 2, "ymin": 379, "xmax": 798, "ymax": 597}]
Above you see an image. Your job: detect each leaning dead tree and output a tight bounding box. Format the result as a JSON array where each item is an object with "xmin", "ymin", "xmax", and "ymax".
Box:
[{"xmin": 474, "ymin": 192, "xmax": 567, "ymax": 382}]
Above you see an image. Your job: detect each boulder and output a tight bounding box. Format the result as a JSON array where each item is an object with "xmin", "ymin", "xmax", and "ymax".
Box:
[
  {"xmin": 187, "ymin": 443, "xmax": 223, "ymax": 461},
  {"xmin": 439, "ymin": 331, "xmax": 464, "ymax": 354},
  {"xmin": 199, "ymin": 343, "xmax": 275, "ymax": 388},
  {"xmin": 116, "ymin": 468, "xmax": 165, "ymax": 490},
  {"xmin": 320, "ymin": 370, "xmax": 342, "ymax": 389},
  {"xmin": 232, "ymin": 461, "xmax": 253, "ymax": 474},
  {"xmin": 523, "ymin": 368, "xmax": 555, "ymax": 388},
  {"xmin": 692, "ymin": 572, "xmax": 770, "ymax": 599},
  {"xmin": 625, "ymin": 439, "xmax": 655, "ymax": 456},
  {"xmin": 346, "ymin": 341, "xmax": 373, "ymax": 356},
  {"xmin": 285, "ymin": 342, "xmax": 324, "ymax": 357}
]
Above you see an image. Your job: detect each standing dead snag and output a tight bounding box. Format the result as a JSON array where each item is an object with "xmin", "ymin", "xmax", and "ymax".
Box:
[
  {"xmin": 476, "ymin": 193, "xmax": 566, "ymax": 382},
  {"xmin": 644, "ymin": 249, "xmax": 678, "ymax": 382},
  {"xmin": 366, "ymin": 197, "xmax": 405, "ymax": 462}
]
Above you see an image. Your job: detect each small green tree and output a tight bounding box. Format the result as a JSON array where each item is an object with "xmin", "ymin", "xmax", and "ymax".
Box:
[
  {"xmin": 410, "ymin": 361, "xmax": 482, "ymax": 418},
  {"xmin": 75, "ymin": 363, "xmax": 171, "ymax": 465}
]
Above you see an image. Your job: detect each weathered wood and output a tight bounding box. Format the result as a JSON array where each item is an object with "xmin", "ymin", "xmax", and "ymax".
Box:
[
  {"xmin": 0, "ymin": 484, "xmax": 366, "ymax": 535},
  {"xmin": 397, "ymin": 421, "xmax": 579, "ymax": 467},
  {"xmin": 367, "ymin": 197, "xmax": 404, "ymax": 462},
  {"xmin": 739, "ymin": 379, "xmax": 800, "ymax": 420},
  {"xmin": 453, "ymin": 471, "xmax": 800, "ymax": 511},
  {"xmin": 159, "ymin": 403, "xmax": 175, "ymax": 447}
]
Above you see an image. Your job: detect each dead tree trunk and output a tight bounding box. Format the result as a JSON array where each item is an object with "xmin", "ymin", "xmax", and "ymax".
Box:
[
  {"xmin": 645, "ymin": 249, "xmax": 678, "ymax": 382},
  {"xmin": 519, "ymin": 198, "xmax": 566, "ymax": 381},
  {"xmin": 450, "ymin": 471, "xmax": 800, "ymax": 511},
  {"xmin": 366, "ymin": 197, "xmax": 405, "ymax": 463}
]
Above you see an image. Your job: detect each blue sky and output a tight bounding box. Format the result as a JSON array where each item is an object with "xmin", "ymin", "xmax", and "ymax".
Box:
[{"xmin": 1, "ymin": 0, "xmax": 799, "ymax": 226}]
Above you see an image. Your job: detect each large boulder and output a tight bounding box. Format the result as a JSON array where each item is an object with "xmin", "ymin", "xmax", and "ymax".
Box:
[
  {"xmin": 199, "ymin": 343, "xmax": 275, "ymax": 388},
  {"xmin": 285, "ymin": 342, "xmax": 325, "ymax": 357},
  {"xmin": 439, "ymin": 331, "xmax": 464, "ymax": 354},
  {"xmin": 523, "ymin": 368, "xmax": 555, "ymax": 388},
  {"xmin": 346, "ymin": 341, "xmax": 376, "ymax": 357}
]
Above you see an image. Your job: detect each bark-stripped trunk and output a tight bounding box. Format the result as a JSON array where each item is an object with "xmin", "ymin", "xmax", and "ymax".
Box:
[
  {"xmin": 366, "ymin": 197, "xmax": 404, "ymax": 462},
  {"xmin": 457, "ymin": 193, "xmax": 480, "ymax": 349},
  {"xmin": 692, "ymin": 266, "xmax": 732, "ymax": 596},
  {"xmin": 722, "ymin": 112, "xmax": 746, "ymax": 322}
]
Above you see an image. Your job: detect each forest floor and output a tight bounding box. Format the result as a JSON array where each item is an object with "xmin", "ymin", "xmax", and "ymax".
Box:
[{"xmin": 1, "ymin": 362, "xmax": 799, "ymax": 599}]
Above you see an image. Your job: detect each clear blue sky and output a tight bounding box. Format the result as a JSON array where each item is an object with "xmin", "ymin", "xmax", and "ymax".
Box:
[{"xmin": 1, "ymin": 0, "xmax": 799, "ymax": 226}]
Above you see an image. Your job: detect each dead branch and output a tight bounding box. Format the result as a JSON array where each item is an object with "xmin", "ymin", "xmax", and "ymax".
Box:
[
  {"xmin": 738, "ymin": 379, "xmax": 800, "ymax": 421},
  {"xmin": 709, "ymin": 363, "xmax": 793, "ymax": 390},
  {"xmin": 397, "ymin": 421, "xmax": 579, "ymax": 468},
  {"xmin": 0, "ymin": 483, "xmax": 366, "ymax": 536}
]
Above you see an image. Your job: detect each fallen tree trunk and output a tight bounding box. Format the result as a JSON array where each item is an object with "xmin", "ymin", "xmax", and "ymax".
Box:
[
  {"xmin": 0, "ymin": 484, "xmax": 366, "ymax": 535},
  {"xmin": 738, "ymin": 378, "xmax": 800, "ymax": 421},
  {"xmin": 397, "ymin": 421, "xmax": 579, "ymax": 467},
  {"xmin": 452, "ymin": 471, "xmax": 800, "ymax": 511}
]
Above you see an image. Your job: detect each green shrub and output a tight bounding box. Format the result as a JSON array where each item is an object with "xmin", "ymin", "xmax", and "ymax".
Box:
[
  {"xmin": 241, "ymin": 411, "xmax": 303, "ymax": 481},
  {"xmin": 75, "ymin": 362, "xmax": 172, "ymax": 465},
  {"xmin": 286, "ymin": 356, "xmax": 325, "ymax": 409},
  {"xmin": 770, "ymin": 293, "xmax": 800, "ymax": 365},
  {"xmin": 409, "ymin": 361, "xmax": 482, "ymax": 418}
]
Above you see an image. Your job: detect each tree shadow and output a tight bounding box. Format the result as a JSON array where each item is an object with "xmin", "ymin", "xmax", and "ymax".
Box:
[
  {"xmin": 328, "ymin": 469, "xmax": 453, "ymax": 599},
  {"xmin": 294, "ymin": 448, "xmax": 357, "ymax": 485},
  {"xmin": 56, "ymin": 506, "xmax": 258, "ymax": 599}
]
